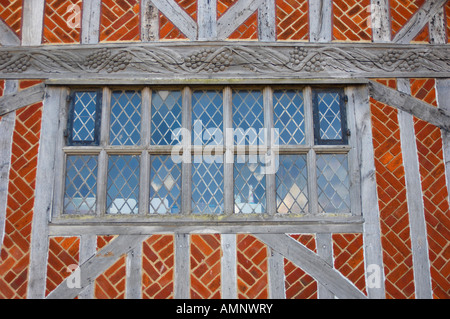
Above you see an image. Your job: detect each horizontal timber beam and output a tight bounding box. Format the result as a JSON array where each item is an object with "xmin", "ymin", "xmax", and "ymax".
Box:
[
  {"xmin": 368, "ymin": 80, "xmax": 450, "ymax": 132},
  {"xmin": 0, "ymin": 43, "xmax": 448, "ymax": 80}
]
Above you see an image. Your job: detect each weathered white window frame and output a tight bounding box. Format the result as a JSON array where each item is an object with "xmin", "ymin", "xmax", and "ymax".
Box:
[{"xmin": 48, "ymin": 83, "xmax": 363, "ymax": 234}]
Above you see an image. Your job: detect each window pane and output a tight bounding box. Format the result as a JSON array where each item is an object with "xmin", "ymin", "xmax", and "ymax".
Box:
[
  {"xmin": 234, "ymin": 155, "xmax": 266, "ymax": 214},
  {"xmin": 276, "ymin": 155, "xmax": 308, "ymax": 214},
  {"xmin": 64, "ymin": 156, "xmax": 98, "ymax": 215},
  {"xmin": 317, "ymin": 92, "xmax": 343, "ymax": 140},
  {"xmin": 274, "ymin": 90, "xmax": 306, "ymax": 145},
  {"xmin": 192, "ymin": 90, "xmax": 223, "ymax": 146},
  {"xmin": 192, "ymin": 156, "xmax": 224, "ymax": 214},
  {"xmin": 317, "ymin": 154, "xmax": 350, "ymax": 214},
  {"xmin": 232, "ymin": 90, "xmax": 264, "ymax": 145},
  {"xmin": 151, "ymin": 90, "xmax": 182, "ymax": 145},
  {"xmin": 110, "ymin": 90, "xmax": 142, "ymax": 145},
  {"xmin": 70, "ymin": 91, "xmax": 100, "ymax": 144},
  {"xmin": 107, "ymin": 155, "xmax": 140, "ymax": 214},
  {"xmin": 150, "ymin": 156, "xmax": 181, "ymax": 214}
]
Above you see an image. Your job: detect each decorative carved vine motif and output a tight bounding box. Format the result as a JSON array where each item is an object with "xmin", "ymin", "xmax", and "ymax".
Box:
[{"xmin": 0, "ymin": 43, "xmax": 448, "ymax": 79}]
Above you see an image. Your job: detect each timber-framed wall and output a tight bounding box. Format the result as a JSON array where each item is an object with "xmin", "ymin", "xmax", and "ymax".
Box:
[{"xmin": 0, "ymin": 0, "xmax": 449, "ymax": 299}]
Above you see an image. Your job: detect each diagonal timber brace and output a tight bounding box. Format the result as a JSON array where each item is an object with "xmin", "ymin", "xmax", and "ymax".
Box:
[
  {"xmin": 46, "ymin": 235, "xmax": 148, "ymax": 299},
  {"xmin": 0, "ymin": 83, "xmax": 46, "ymax": 117},
  {"xmin": 255, "ymin": 234, "xmax": 368, "ymax": 299},
  {"xmin": 368, "ymin": 80, "xmax": 450, "ymax": 132}
]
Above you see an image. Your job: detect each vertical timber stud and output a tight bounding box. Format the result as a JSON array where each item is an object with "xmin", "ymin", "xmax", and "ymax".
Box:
[
  {"xmin": 175, "ymin": 234, "xmax": 190, "ymax": 299},
  {"xmin": 141, "ymin": 0, "xmax": 160, "ymax": 42},
  {"xmin": 22, "ymin": 0, "xmax": 45, "ymax": 46},
  {"xmin": 397, "ymin": 79, "xmax": 433, "ymax": 299},
  {"xmin": 81, "ymin": 0, "xmax": 102, "ymax": 44},
  {"xmin": 198, "ymin": 0, "xmax": 217, "ymax": 40},
  {"xmin": 309, "ymin": 0, "xmax": 332, "ymax": 42},
  {"xmin": 349, "ymin": 85, "xmax": 385, "ymax": 299},
  {"xmin": 316, "ymin": 233, "xmax": 334, "ymax": 299},
  {"xmin": 370, "ymin": 0, "xmax": 391, "ymax": 42},
  {"xmin": 0, "ymin": 81, "xmax": 18, "ymax": 249},
  {"xmin": 436, "ymin": 79, "xmax": 450, "ymax": 205},
  {"xmin": 221, "ymin": 234, "xmax": 237, "ymax": 299},
  {"xmin": 78, "ymin": 235, "xmax": 97, "ymax": 299},
  {"xmin": 28, "ymin": 88, "xmax": 68, "ymax": 298},
  {"xmin": 258, "ymin": 0, "xmax": 276, "ymax": 41}
]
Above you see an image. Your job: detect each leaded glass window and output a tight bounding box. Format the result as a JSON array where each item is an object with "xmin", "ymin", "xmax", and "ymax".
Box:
[{"xmin": 58, "ymin": 86, "xmax": 357, "ymax": 219}]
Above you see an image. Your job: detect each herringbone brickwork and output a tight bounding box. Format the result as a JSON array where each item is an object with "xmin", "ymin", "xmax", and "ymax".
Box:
[
  {"xmin": 228, "ymin": 11, "xmax": 258, "ymax": 40},
  {"xmin": 0, "ymin": 80, "xmax": 43, "ymax": 298},
  {"xmin": 370, "ymin": 79, "xmax": 415, "ymax": 299},
  {"xmin": 43, "ymin": 0, "xmax": 81, "ymax": 44},
  {"xmin": 333, "ymin": 0, "xmax": 371, "ymax": 41},
  {"xmin": 0, "ymin": 0, "xmax": 22, "ymax": 38},
  {"xmin": 332, "ymin": 234, "xmax": 367, "ymax": 294},
  {"xmin": 142, "ymin": 235, "xmax": 174, "ymax": 299},
  {"xmin": 94, "ymin": 236, "xmax": 126, "ymax": 299},
  {"xmin": 275, "ymin": 0, "xmax": 308, "ymax": 41},
  {"xmin": 190, "ymin": 234, "xmax": 221, "ymax": 299},
  {"xmin": 45, "ymin": 237, "xmax": 80, "ymax": 296},
  {"xmin": 100, "ymin": 0, "xmax": 140, "ymax": 42},
  {"xmin": 237, "ymin": 234, "xmax": 268, "ymax": 299},
  {"xmin": 410, "ymin": 78, "xmax": 450, "ymax": 299},
  {"xmin": 159, "ymin": 0, "xmax": 197, "ymax": 40},
  {"xmin": 390, "ymin": 0, "xmax": 429, "ymax": 42},
  {"xmin": 284, "ymin": 234, "xmax": 317, "ymax": 299}
]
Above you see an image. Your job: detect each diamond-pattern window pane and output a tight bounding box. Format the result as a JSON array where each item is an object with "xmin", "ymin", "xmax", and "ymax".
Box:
[
  {"xmin": 150, "ymin": 156, "xmax": 181, "ymax": 214},
  {"xmin": 274, "ymin": 90, "xmax": 306, "ymax": 145},
  {"xmin": 192, "ymin": 156, "xmax": 224, "ymax": 214},
  {"xmin": 192, "ymin": 90, "xmax": 223, "ymax": 146},
  {"xmin": 234, "ymin": 155, "xmax": 266, "ymax": 214},
  {"xmin": 151, "ymin": 90, "xmax": 182, "ymax": 145},
  {"xmin": 317, "ymin": 154, "xmax": 350, "ymax": 214},
  {"xmin": 110, "ymin": 91, "xmax": 142, "ymax": 146},
  {"xmin": 107, "ymin": 155, "xmax": 140, "ymax": 215},
  {"xmin": 232, "ymin": 90, "xmax": 264, "ymax": 145},
  {"xmin": 318, "ymin": 92, "xmax": 343, "ymax": 140},
  {"xmin": 71, "ymin": 91, "xmax": 99, "ymax": 143},
  {"xmin": 276, "ymin": 155, "xmax": 308, "ymax": 214},
  {"xmin": 64, "ymin": 156, "xmax": 98, "ymax": 215}
]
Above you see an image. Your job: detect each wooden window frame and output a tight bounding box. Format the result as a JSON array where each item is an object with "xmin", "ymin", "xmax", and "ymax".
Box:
[{"xmin": 50, "ymin": 84, "xmax": 363, "ymax": 234}]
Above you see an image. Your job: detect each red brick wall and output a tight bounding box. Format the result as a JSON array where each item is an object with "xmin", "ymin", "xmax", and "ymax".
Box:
[
  {"xmin": 43, "ymin": 0, "xmax": 82, "ymax": 44},
  {"xmin": 0, "ymin": 0, "xmax": 22, "ymax": 39},
  {"xmin": 410, "ymin": 79, "xmax": 450, "ymax": 299},
  {"xmin": 333, "ymin": 0, "xmax": 372, "ymax": 42},
  {"xmin": 0, "ymin": 80, "xmax": 43, "ymax": 299},
  {"xmin": 370, "ymin": 79, "xmax": 415, "ymax": 299}
]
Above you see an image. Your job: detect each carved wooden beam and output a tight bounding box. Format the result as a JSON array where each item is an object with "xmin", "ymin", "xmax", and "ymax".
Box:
[
  {"xmin": 0, "ymin": 43, "xmax": 448, "ymax": 81},
  {"xmin": 393, "ymin": 0, "xmax": 448, "ymax": 44},
  {"xmin": 256, "ymin": 234, "xmax": 367, "ymax": 299},
  {"xmin": 0, "ymin": 82, "xmax": 46, "ymax": 116},
  {"xmin": 46, "ymin": 235, "xmax": 148, "ymax": 299},
  {"xmin": 368, "ymin": 80, "xmax": 450, "ymax": 132}
]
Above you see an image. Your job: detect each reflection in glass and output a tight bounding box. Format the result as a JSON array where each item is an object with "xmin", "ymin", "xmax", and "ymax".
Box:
[
  {"xmin": 107, "ymin": 155, "xmax": 140, "ymax": 214},
  {"xmin": 317, "ymin": 154, "xmax": 350, "ymax": 214},
  {"xmin": 110, "ymin": 90, "xmax": 142, "ymax": 146},
  {"xmin": 64, "ymin": 156, "xmax": 98, "ymax": 215},
  {"xmin": 274, "ymin": 90, "xmax": 306, "ymax": 145},
  {"xmin": 150, "ymin": 156, "xmax": 181, "ymax": 214},
  {"xmin": 151, "ymin": 90, "xmax": 182, "ymax": 145}
]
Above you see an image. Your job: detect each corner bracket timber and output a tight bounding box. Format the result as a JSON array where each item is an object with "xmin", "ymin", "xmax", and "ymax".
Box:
[{"xmin": 0, "ymin": 42, "xmax": 448, "ymax": 81}]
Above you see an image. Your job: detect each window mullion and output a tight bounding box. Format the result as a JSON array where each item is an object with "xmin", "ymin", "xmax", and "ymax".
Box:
[
  {"xmin": 263, "ymin": 86, "xmax": 276, "ymax": 216},
  {"xmin": 223, "ymin": 86, "xmax": 233, "ymax": 215},
  {"xmin": 181, "ymin": 87, "xmax": 192, "ymax": 215},
  {"xmin": 96, "ymin": 87, "xmax": 111, "ymax": 217},
  {"xmin": 304, "ymin": 86, "xmax": 319, "ymax": 215},
  {"xmin": 139, "ymin": 87, "xmax": 151, "ymax": 216}
]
